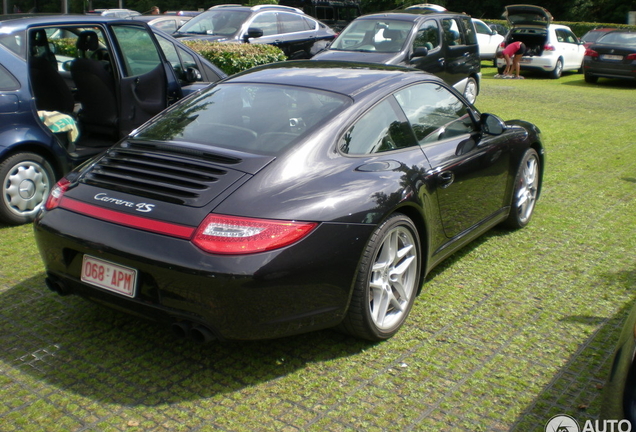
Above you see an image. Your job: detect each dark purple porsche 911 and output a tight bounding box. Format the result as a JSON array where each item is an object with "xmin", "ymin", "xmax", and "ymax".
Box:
[{"xmin": 34, "ymin": 61, "xmax": 545, "ymax": 342}]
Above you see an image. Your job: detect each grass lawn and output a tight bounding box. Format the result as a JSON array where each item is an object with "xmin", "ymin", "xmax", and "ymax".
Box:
[{"xmin": 1, "ymin": 66, "xmax": 635, "ymax": 431}]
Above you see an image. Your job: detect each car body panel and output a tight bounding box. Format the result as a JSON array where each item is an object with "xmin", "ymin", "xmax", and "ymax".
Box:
[
  {"xmin": 503, "ymin": 4, "xmax": 552, "ymax": 27},
  {"xmin": 0, "ymin": 14, "xmax": 226, "ymax": 224},
  {"xmin": 173, "ymin": 5, "xmax": 336, "ymax": 59},
  {"xmin": 496, "ymin": 16, "xmax": 585, "ymax": 76},
  {"xmin": 33, "ymin": 61, "xmax": 544, "ymax": 340},
  {"xmin": 584, "ymin": 31, "xmax": 636, "ymax": 82},
  {"xmin": 312, "ymin": 12, "xmax": 481, "ymax": 101},
  {"xmin": 473, "ymin": 18, "xmax": 505, "ymax": 60}
]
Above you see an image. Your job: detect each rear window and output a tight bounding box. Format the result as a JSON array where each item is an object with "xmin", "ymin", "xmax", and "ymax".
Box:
[{"xmin": 133, "ymin": 83, "xmax": 351, "ymax": 155}]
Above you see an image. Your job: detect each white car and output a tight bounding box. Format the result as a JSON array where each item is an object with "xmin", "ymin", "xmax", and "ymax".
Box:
[
  {"xmin": 473, "ymin": 18, "xmax": 505, "ymax": 64},
  {"xmin": 495, "ymin": 4, "xmax": 585, "ymax": 78}
]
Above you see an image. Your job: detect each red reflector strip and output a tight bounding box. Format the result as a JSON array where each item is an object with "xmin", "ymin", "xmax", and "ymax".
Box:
[{"xmin": 59, "ymin": 197, "xmax": 195, "ymax": 239}]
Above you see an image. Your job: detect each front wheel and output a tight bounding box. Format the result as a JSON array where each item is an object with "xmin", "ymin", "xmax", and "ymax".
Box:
[
  {"xmin": 463, "ymin": 77, "xmax": 478, "ymax": 104},
  {"xmin": 504, "ymin": 148, "xmax": 540, "ymax": 229},
  {"xmin": 0, "ymin": 152, "xmax": 55, "ymax": 225},
  {"xmin": 339, "ymin": 214, "xmax": 421, "ymax": 341}
]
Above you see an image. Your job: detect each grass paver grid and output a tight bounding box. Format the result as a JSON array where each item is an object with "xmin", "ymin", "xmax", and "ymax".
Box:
[{"xmin": 1, "ymin": 69, "xmax": 635, "ymax": 430}]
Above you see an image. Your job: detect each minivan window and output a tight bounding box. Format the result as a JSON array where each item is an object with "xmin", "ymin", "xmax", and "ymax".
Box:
[{"xmin": 414, "ymin": 20, "xmax": 440, "ymax": 50}]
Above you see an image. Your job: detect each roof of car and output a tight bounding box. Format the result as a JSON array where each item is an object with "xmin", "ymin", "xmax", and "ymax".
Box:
[
  {"xmin": 0, "ymin": 14, "xmax": 147, "ymax": 29},
  {"xmin": 355, "ymin": 11, "xmax": 465, "ymax": 22},
  {"xmin": 206, "ymin": 4, "xmax": 304, "ymax": 14},
  {"xmin": 226, "ymin": 60, "xmax": 441, "ymax": 98}
]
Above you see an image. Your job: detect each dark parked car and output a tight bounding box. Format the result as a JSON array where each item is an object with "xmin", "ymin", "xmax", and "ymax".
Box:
[
  {"xmin": 173, "ymin": 4, "xmax": 336, "ymax": 59},
  {"xmin": 34, "ymin": 61, "xmax": 544, "ymax": 342},
  {"xmin": 583, "ymin": 31, "xmax": 636, "ymax": 84},
  {"xmin": 600, "ymin": 302, "xmax": 636, "ymax": 423},
  {"xmin": 581, "ymin": 27, "xmax": 615, "ymax": 48},
  {"xmin": 278, "ymin": 0, "xmax": 362, "ymax": 32},
  {"xmin": 311, "ymin": 11, "xmax": 481, "ymax": 103},
  {"xmin": 0, "ymin": 15, "xmax": 226, "ymax": 225}
]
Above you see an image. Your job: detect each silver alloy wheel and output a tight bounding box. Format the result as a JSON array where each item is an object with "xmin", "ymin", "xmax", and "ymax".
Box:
[
  {"xmin": 368, "ymin": 224, "xmax": 418, "ymax": 330},
  {"xmin": 514, "ymin": 152, "xmax": 539, "ymax": 225},
  {"xmin": 463, "ymin": 77, "xmax": 478, "ymax": 104},
  {"xmin": 2, "ymin": 160, "xmax": 51, "ymax": 218}
]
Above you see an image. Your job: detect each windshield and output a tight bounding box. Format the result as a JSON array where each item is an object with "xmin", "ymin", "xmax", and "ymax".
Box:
[
  {"xmin": 597, "ymin": 31, "xmax": 636, "ymax": 47},
  {"xmin": 133, "ymin": 83, "xmax": 351, "ymax": 156},
  {"xmin": 175, "ymin": 10, "xmax": 250, "ymax": 36},
  {"xmin": 329, "ymin": 19, "xmax": 414, "ymax": 53}
]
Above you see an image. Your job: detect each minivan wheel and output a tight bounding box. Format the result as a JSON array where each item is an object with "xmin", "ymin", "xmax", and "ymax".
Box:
[
  {"xmin": 584, "ymin": 73, "xmax": 598, "ymax": 84},
  {"xmin": 463, "ymin": 77, "xmax": 478, "ymax": 104},
  {"xmin": 0, "ymin": 152, "xmax": 55, "ymax": 225}
]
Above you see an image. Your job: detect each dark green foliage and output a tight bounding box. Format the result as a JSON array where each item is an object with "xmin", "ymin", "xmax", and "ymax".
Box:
[{"xmin": 183, "ymin": 40, "xmax": 286, "ymax": 75}]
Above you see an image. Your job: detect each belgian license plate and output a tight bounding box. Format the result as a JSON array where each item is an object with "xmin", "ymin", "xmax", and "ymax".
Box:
[
  {"xmin": 601, "ymin": 54, "xmax": 623, "ymax": 61},
  {"xmin": 81, "ymin": 255, "xmax": 137, "ymax": 297}
]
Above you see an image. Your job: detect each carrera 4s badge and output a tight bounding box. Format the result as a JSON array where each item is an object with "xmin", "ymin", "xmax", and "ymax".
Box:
[{"xmin": 93, "ymin": 193, "xmax": 155, "ymax": 213}]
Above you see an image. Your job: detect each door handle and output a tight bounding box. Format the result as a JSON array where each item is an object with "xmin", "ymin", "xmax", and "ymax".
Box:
[{"xmin": 438, "ymin": 171, "xmax": 454, "ymax": 188}]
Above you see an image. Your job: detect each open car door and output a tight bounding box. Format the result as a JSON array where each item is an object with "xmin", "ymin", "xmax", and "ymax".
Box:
[{"xmin": 109, "ymin": 23, "xmax": 182, "ymax": 137}]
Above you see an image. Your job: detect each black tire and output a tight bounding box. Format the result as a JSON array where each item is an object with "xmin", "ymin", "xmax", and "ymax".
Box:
[
  {"xmin": 549, "ymin": 58, "xmax": 563, "ymax": 79},
  {"xmin": 338, "ymin": 214, "xmax": 421, "ymax": 341},
  {"xmin": 0, "ymin": 152, "xmax": 55, "ymax": 225},
  {"xmin": 584, "ymin": 73, "xmax": 598, "ymax": 84},
  {"xmin": 504, "ymin": 148, "xmax": 540, "ymax": 229}
]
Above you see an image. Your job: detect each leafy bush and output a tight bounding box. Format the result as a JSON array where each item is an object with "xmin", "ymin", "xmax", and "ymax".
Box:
[
  {"xmin": 50, "ymin": 38, "xmax": 78, "ymax": 58},
  {"xmin": 182, "ymin": 41, "xmax": 287, "ymax": 75}
]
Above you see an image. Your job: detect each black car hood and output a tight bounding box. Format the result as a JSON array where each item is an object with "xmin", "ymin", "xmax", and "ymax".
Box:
[
  {"xmin": 76, "ymin": 140, "xmax": 275, "ymax": 209},
  {"xmin": 313, "ymin": 49, "xmax": 404, "ymax": 65}
]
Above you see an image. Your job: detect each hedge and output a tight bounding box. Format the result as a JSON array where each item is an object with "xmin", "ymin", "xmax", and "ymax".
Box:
[
  {"xmin": 484, "ymin": 18, "xmax": 636, "ymax": 37},
  {"xmin": 182, "ymin": 40, "xmax": 287, "ymax": 75}
]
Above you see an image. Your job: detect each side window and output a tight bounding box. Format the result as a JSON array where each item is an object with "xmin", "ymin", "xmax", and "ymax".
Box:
[
  {"xmin": 460, "ymin": 17, "xmax": 477, "ymax": 45},
  {"xmin": 0, "ymin": 64, "xmax": 20, "ymax": 91},
  {"xmin": 395, "ymin": 83, "xmax": 474, "ymax": 145},
  {"xmin": 153, "ymin": 20, "xmax": 178, "ymax": 33},
  {"xmin": 473, "ymin": 20, "xmax": 490, "ymax": 35},
  {"xmin": 414, "ymin": 20, "xmax": 440, "ymax": 50},
  {"xmin": 250, "ymin": 12, "xmax": 279, "ymax": 36},
  {"xmin": 112, "ymin": 25, "xmax": 162, "ymax": 77},
  {"xmin": 441, "ymin": 18, "xmax": 462, "ymax": 46},
  {"xmin": 339, "ymin": 99, "xmax": 416, "ymax": 155},
  {"xmin": 279, "ymin": 13, "xmax": 312, "ymax": 33},
  {"xmin": 561, "ymin": 30, "xmax": 578, "ymax": 44}
]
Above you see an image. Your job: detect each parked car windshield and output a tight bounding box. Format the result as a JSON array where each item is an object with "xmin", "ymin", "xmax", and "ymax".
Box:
[
  {"xmin": 597, "ymin": 31, "xmax": 636, "ymax": 46},
  {"xmin": 175, "ymin": 10, "xmax": 251, "ymax": 37},
  {"xmin": 329, "ymin": 19, "xmax": 414, "ymax": 53},
  {"xmin": 133, "ymin": 83, "xmax": 351, "ymax": 155}
]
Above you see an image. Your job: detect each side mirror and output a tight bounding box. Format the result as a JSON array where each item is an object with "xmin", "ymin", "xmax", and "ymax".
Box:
[
  {"xmin": 411, "ymin": 46, "xmax": 428, "ymax": 58},
  {"xmin": 481, "ymin": 113, "xmax": 506, "ymax": 135},
  {"xmin": 243, "ymin": 27, "xmax": 264, "ymax": 43},
  {"xmin": 185, "ymin": 66, "xmax": 202, "ymax": 83},
  {"xmin": 62, "ymin": 60, "xmax": 73, "ymax": 72}
]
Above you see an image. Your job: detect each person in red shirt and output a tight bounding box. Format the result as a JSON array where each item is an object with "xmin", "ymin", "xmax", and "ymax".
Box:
[{"xmin": 500, "ymin": 41, "xmax": 526, "ymax": 79}]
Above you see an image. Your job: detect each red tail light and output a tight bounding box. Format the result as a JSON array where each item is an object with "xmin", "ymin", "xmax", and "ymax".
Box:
[
  {"xmin": 44, "ymin": 178, "xmax": 71, "ymax": 210},
  {"xmin": 627, "ymin": 53, "xmax": 636, "ymax": 61},
  {"xmin": 192, "ymin": 214, "xmax": 317, "ymax": 254},
  {"xmin": 544, "ymin": 44, "xmax": 556, "ymax": 51},
  {"xmin": 584, "ymin": 48, "xmax": 598, "ymax": 57}
]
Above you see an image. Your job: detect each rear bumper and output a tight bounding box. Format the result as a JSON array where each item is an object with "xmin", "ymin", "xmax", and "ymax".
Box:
[{"xmin": 34, "ymin": 207, "xmax": 373, "ymax": 340}]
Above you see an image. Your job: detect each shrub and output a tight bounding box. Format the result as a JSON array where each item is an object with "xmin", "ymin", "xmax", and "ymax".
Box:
[
  {"xmin": 182, "ymin": 41, "xmax": 287, "ymax": 75},
  {"xmin": 50, "ymin": 38, "xmax": 78, "ymax": 58}
]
